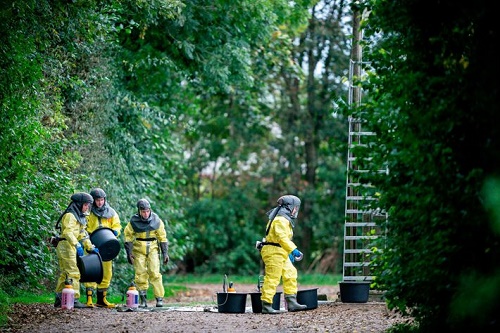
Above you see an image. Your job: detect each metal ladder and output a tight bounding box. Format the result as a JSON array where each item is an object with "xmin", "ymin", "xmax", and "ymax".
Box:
[{"xmin": 342, "ymin": 60, "xmax": 388, "ymax": 282}]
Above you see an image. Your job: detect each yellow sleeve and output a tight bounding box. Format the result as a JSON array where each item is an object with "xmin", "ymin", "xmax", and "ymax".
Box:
[
  {"xmin": 155, "ymin": 219, "xmax": 168, "ymax": 243},
  {"xmin": 124, "ymin": 223, "xmax": 134, "ymax": 242},
  {"xmin": 271, "ymin": 216, "xmax": 296, "ymax": 253},
  {"xmin": 60, "ymin": 213, "xmax": 79, "ymax": 246},
  {"xmin": 110, "ymin": 214, "xmax": 122, "ymax": 236},
  {"xmin": 86, "ymin": 214, "xmax": 99, "ymax": 234}
]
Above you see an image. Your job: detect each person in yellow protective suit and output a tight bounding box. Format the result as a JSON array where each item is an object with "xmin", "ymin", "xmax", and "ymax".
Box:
[
  {"xmin": 124, "ymin": 199, "xmax": 169, "ymax": 308},
  {"xmin": 259, "ymin": 195, "xmax": 307, "ymax": 314},
  {"xmin": 54, "ymin": 192, "xmax": 100, "ymax": 308},
  {"xmin": 83, "ymin": 188, "xmax": 121, "ymax": 308}
]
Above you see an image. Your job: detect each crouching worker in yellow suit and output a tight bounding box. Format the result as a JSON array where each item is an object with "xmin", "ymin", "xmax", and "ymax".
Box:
[
  {"xmin": 84, "ymin": 188, "xmax": 121, "ymax": 308},
  {"xmin": 259, "ymin": 195, "xmax": 307, "ymax": 314}
]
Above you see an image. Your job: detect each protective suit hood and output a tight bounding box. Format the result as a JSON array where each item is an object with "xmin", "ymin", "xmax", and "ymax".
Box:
[
  {"xmin": 67, "ymin": 192, "xmax": 93, "ymax": 225},
  {"xmin": 266, "ymin": 194, "xmax": 301, "ymax": 228},
  {"xmin": 66, "ymin": 202, "xmax": 89, "ymax": 225},
  {"xmin": 267, "ymin": 206, "xmax": 295, "ymax": 227},
  {"xmin": 91, "ymin": 202, "xmax": 116, "ymax": 219},
  {"xmin": 129, "ymin": 212, "xmax": 161, "ymax": 232}
]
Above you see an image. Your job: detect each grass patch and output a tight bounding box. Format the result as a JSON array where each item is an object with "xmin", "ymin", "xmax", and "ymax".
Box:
[
  {"xmin": 0, "ymin": 273, "xmax": 342, "ymax": 327},
  {"xmin": 164, "ymin": 273, "xmax": 342, "ymax": 286},
  {"xmin": 2, "ymin": 274, "xmax": 341, "ymax": 305}
]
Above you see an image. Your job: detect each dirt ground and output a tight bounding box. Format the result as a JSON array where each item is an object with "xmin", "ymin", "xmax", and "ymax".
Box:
[{"xmin": 1, "ymin": 284, "xmax": 411, "ymax": 333}]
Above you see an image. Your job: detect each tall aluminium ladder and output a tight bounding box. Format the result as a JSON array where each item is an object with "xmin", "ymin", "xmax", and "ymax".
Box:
[{"xmin": 342, "ymin": 58, "xmax": 388, "ymax": 282}]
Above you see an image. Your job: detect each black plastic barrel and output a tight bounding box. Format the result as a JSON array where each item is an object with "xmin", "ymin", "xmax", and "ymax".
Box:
[
  {"xmin": 77, "ymin": 252, "xmax": 103, "ymax": 283},
  {"xmin": 89, "ymin": 227, "xmax": 120, "ymax": 261}
]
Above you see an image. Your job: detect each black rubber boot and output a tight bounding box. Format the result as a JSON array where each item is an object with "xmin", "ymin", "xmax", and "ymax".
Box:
[
  {"xmin": 261, "ymin": 301, "xmax": 280, "ymax": 314},
  {"xmin": 156, "ymin": 297, "xmax": 163, "ymax": 307},
  {"xmin": 74, "ymin": 300, "xmax": 90, "ymax": 308},
  {"xmin": 96, "ymin": 288, "xmax": 116, "ymax": 308},
  {"xmin": 285, "ymin": 294, "xmax": 307, "ymax": 312},
  {"xmin": 54, "ymin": 293, "xmax": 62, "ymax": 308},
  {"xmin": 139, "ymin": 290, "xmax": 148, "ymax": 308}
]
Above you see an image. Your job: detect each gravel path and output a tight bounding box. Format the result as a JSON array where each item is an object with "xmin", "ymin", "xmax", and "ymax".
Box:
[{"xmin": 1, "ymin": 284, "xmax": 411, "ymax": 333}]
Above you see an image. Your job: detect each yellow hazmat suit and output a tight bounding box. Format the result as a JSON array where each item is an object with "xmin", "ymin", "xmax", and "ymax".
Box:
[
  {"xmin": 260, "ymin": 214, "xmax": 298, "ymax": 304},
  {"xmin": 124, "ymin": 200, "xmax": 168, "ymax": 305},
  {"xmin": 84, "ymin": 188, "xmax": 121, "ymax": 307},
  {"xmin": 55, "ymin": 194, "xmax": 95, "ymax": 301},
  {"xmin": 85, "ymin": 213, "xmax": 121, "ymax": 286},
  {"xmin": 259, "ymin": 194, "xmax": 306, "ymax": 313}
]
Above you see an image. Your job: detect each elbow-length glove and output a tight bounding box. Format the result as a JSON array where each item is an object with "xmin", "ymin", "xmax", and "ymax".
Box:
[
  {"xmin": 124, "ymin": 242, "xmax": 134, "ymax": 264},
  {"xmin": 160, "ymin": 242, "xmax": 169, "ymax": 264}
]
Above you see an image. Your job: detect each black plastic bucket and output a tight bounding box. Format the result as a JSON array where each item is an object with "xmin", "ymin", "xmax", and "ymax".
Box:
[
  {"xmin": 249, "ymin": 291, "xmax": 281, "ymax": 313},
  {"xmin": 89, "ymin": 227, "xmax": 120, "ymax": 261},
  {"xmin": 297, "ymin": 288, "xmax": 318, "ymax": 310},
  {"xmin": 77, "ymin": 252, "xmax": 103, "ymax": 283},
  {"xmin": 339, "ymin": 281, "xmax": 370, "ymax": 303},
  {"xmin": 216, "ymin": 292, "xmax": 247, "ymax": 313}
]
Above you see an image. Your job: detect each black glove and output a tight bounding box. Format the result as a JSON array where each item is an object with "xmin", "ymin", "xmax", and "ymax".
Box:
[
  {"xmin": 124, "ymin": 242, "xmax": 134, "ymax": 265},
  {"xmin": 160, "ymin": 242, "xmax": 169, "ymax": 264}
]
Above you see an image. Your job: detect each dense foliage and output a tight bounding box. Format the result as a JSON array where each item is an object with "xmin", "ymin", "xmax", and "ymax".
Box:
[
  {"xmin": 4, "ymin": 0, "xmax": 500, "ymax": 331},
  {"xmin": 0, "ymin": 0, "xmax": 350, "ymax": 302},
  {"xmin": 359, "ymin": 0, "xmax": 500, "ymax": 331}
]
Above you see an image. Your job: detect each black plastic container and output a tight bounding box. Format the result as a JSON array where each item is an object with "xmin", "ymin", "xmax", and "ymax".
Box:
[
  {"xmin": 216, "ymin": 292, "xmax": 248, "ymax": 313},
  {"xmin": 296, "ymin": 288, "xmax": 318, "ymax": 310},
  {"xmin": 249, "ymin": 291, "xmax": 282, "ymax": 313},
  {"xmin": 339, "ymin": 281, "xmax": 370, "ymax": 303},
  {"xmin": 89, "ymin": 227, "xmax": 120, "ymax": 261},
  {"xmin": 77, "ymin": 252, "xmax": 103, "ymax": 283}
]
